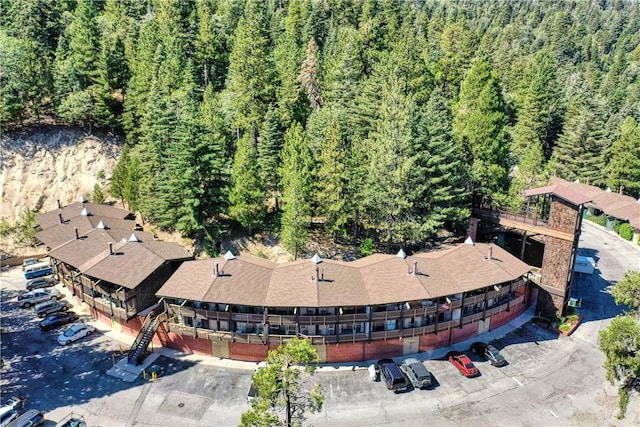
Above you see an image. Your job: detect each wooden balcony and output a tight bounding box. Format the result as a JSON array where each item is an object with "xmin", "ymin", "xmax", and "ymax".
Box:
[{"xmin": 473, "ymin": 208, "xmax": 573, "ymax": 241}]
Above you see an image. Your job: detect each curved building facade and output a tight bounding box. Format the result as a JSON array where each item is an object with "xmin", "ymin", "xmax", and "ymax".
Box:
[{"xmin": 155, "ymin": 241, "xmax": 534, "ymax": 362}]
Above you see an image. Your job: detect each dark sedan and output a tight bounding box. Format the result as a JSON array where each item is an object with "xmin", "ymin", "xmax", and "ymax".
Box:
[
  {"xmin": 39, "ymin": 312, "xmax": 79, "ymax": 331},
  {"xmin": 471, "ymin": 342, "xmax": 507, "ymax": 367}
]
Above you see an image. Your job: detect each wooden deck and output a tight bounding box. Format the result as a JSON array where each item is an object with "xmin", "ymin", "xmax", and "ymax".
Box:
[{"xmin": 473, "ymin": 209, "xmax": 574, "ymax": 241}]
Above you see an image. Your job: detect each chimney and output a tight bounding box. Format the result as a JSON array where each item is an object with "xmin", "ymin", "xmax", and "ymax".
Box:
[
  {"xmin": 57, "ymin": 199, "xmax": 61, "ymax": 209},
  {"xmin": 214, "ymin": 262, "xmax": 219, "ymax": 277},
  {"xmin": 108, "ymin": 242, "xmax": 113, "ymax": 255},
  {"xmin": 412, "ymin": 260, "xmax": 418, "ymax": 276},
  {"xmin": 74, "ymin": 227, "xmax": 79, "ymax": 240},
  {"xmin": 487, "ymin": 246, "xmax": 493, "ymax": 260},
  {"xmin": 58, "ymin": 213, "xmax": 64, "ymax": 224}
]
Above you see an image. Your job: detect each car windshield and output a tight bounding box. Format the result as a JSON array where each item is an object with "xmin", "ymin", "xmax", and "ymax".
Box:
[
  {"xmin": 465, "ymin": 363, "xmax": 475, "ymax": 369},
  {"xmin": 64, "ymin": 328, "xmax": 78, "ymax": 337}
]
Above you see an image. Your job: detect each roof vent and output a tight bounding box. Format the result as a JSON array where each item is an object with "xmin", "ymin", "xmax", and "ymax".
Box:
[
  {"xmin": 224, "ymin": 250, "xmax": 235, "ymax": 260},
  {"xmin": 97, "ymin": 220, "xmax": 107, "ymax": 229},
  {"xmin": 214, "ymin": 262, "xmax": 219, "ymax": 278},
  {"xmin": 485, "ymin": 246, "xmax": 493, "ymax": 260},
  {"xmin": 129, "ymin": 233, "xmax": 140, "ymax": 242},
  {"xmin": 79, "ymin": 195, "xmax": 88, "ymax": 203},
  {"xmin": 57, "ymin": 199, "xmax": 62, "ymax": 209},
  {"xmin": 74, "ymin": 227, "xmax": 79, "ymax": 240},
  {"xmin": 311, "ymin": 253, "xmax": 322, "ymax": 264},
  {"xmin": 464, "ymin": 236, "xmax": 474, "ymax": 245},
  {"xmin": 58, "ymin": 213, "xmax": 64, "ymax": 224},
  {"xmin": 396, "ymin": 248, "xmax": 406, "ymax": 259},
  {"xmin": 574, "ymin": 179, "xmax": 580, "ymax": 183},
  {"xmin": 81, "ymin": 207, "xmax": 91, "ymax": 216},
  {"xmin": 108, "ymin": 242, "xmax": 114, "ymax": 255},
  {"xmin": 412, "ymin": 260, "xmax": 418, "ymax": 276},
  {"xmin": 121, "ymin": 238, "xmax": 127, "ymax": 243},
  {"xmin": 605, "ymin": 187, "xmax": 611, "ymax": 192}
]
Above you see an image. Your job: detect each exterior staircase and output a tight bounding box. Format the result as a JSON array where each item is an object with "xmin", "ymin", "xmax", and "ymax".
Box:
[{"xmin": 127, "ymin": 307, "xmax": 165, "ymax": 366}]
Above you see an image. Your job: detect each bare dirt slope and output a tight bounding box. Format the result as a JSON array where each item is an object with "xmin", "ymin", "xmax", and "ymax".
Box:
[
  {"xmin": 1, "ymin": 126, "xmax": 122, "ymax": 223},
  {"xmin": 0, "ymin": 125, "xmax": 352, "ymax": 262}
]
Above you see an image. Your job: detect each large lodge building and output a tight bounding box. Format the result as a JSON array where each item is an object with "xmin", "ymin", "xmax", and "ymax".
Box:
[{"xmin": 40, "ymin": 176, "xmax": 640, "ymax": 363}]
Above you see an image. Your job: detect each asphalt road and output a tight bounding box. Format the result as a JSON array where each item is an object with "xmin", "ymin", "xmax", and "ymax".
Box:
[{"xmin": 1, "ymin": 221, "xmax": 638, "ymax": 426}]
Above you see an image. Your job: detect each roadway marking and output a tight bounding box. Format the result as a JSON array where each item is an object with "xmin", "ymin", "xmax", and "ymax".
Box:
[
  {"xmin": 550, "ymin": 410, "xmax": 558, "ymax": 418},
  {"xmin": 512, "ymin": 377, "xmax": 523, "ymax": 387}
]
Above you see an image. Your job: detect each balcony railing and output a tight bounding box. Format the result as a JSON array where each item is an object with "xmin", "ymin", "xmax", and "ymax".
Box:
[{"xmin": 162, "ymin": 287, "xmax": 524, "ymax": 345}]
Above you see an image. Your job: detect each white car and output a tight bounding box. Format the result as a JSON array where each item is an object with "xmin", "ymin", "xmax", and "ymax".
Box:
[
  {"xmin": 57, "ymin": 323, "xmax": 95, "ymax": 345},
  {"xmin": 17, "ymin": 288, "xmax": 61, "ymax": 308}
]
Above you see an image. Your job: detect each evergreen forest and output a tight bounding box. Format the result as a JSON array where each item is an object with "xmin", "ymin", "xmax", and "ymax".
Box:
[{"xmin": 2, "ymin": 0, "xmax": 639, "ymax": 255}]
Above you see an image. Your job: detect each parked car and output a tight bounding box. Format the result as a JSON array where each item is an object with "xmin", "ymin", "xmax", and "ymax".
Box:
[
  {"xmin": 57, "ymin": 323, "xmax": 95, "ymax": 345},
  {"xmin": 449, "ymin": 353, "xmax": 479, "ymax": 377},
  {"xmin": 376, "ymin": 358, "xmax": 409, "ymax": 393},
  {"xmin": 39, "ymin": 312, "xmax": 78, "ymax": 330},
  {"xmin": 35, "ymin": 300, "xmax": 70, "ymax": 318},
  {"xmin": 23, "ymin": 262, "xmax": 53, "ymax": 280},
  {"xmin": 471, "ymin": 342, "xmax": 507, "ymax": 367},
  {"xmin": 21, "ymin": 258, "xmax": 40, "ymax": 271},
  {"xmin": 400, "ymin": 357, "xmax": 432, "ymax": 388},
  {"xmin": 6, "ymin": 409, "xmax": 45, "ymax": 427},
  {"xmin": 0, "ymin": 406, "xmax": 19, "ymax": 427},
  {"xmin": 16, "ymin": 288, "xmax": 61, "ymax": 308},
  {"xmin": 54, "ymin": 412, "xmax": 86, "ymax": 427},
  {"xmin": 26, "ymin": 276, "xmax": 55, "ymax": 291}
]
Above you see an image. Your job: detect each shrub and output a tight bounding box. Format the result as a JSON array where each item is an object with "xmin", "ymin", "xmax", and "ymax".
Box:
[
  {"xmin": 586, "ymin": 213, "xmax": 607, "ymax": 227},
  {"xmin": 359, "ymin": 238, "xmax": 374, "ymax": 257},
  {"xmin": 618, "ymin": 223, "xmax": 634, "ymax": 241},
  {"xmin": 613, "ymin": 219, "xmax": 622, "ymax": 233}
]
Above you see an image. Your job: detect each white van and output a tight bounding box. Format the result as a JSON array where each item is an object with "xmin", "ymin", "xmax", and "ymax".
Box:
[{"xmin": 23, "ymin": 262, "xmax": 53, "ymax": 280}]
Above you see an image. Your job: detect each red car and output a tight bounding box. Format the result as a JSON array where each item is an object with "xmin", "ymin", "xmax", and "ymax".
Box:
[{"xmin": 449, "ymin": 353, "xmax": 479, "ymax": 377}]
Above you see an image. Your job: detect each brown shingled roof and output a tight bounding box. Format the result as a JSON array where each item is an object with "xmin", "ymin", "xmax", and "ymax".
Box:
[
  {"xmin": 76, "ymin": 239, "xmax": 192, "ymax": 290},
  {"xmin": 524, "ymin": 184, "xmax": 592, "ymax": 206},
  {"xmin": 37, "ymin": 201, "xmax": 132, "ymax": 230},
  {"xmin": 48, "ymin": 229, "xmax": 155, "ymax": 267},
  {"xmin": 157, "ymin": 243, "xmax": 531, "ymax": 307},
  {"xmin": 35, "ymin": 215, "xmax": 138, "ymax": 249}
]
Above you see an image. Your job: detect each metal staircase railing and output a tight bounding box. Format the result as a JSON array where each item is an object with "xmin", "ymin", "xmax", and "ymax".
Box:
[{"xmin": 127, "ymin": 305, "xmax": 165, "ymax": 365}]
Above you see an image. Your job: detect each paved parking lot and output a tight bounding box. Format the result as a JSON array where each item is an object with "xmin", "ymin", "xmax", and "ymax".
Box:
[{"xmin": 1, "ymin": 221, "xmax": 638, "ymax": 426}]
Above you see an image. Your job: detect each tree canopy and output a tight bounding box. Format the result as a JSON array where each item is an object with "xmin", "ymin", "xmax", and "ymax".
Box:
[
  {"xmin": 241, "ymin": 337, "xmax": 323, "ymax": 427},
  {"xmin": 3, "ymin": 0, "xmax": 640, "ymax": 253}
]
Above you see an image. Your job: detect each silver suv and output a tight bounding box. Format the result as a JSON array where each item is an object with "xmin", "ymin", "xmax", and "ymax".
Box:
[
  {"xmin": 16, "ymin": 288, "xmax": 61, "ymax": 308},
  {"xmin": 35, "ymin": 300, "xmax": 70, "ymax": 318},
  {"xmin": 401, "ymin": 357, "xmax": 432, "ymax": 388}
]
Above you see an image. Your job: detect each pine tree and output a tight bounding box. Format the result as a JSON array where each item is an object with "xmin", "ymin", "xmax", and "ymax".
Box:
[
  {"xmin": 550, "ymin": 94, "xmax": 608, "ymax": 186},
  {"xmin": 364, "ymin": 74, "xmax": 416, "ymax": 251},
  {"xmin": 225, "ymin": 1, "xmax": 275, "ymax": 142},
  {"xmin": 194, "ymin": 0, "xmax": 229, "ymax": 91},
  {"xmin": 511, "ymin": 50, "xmax": 560, "ymax": 162},
  {"xmin": 298, "ymin": 38, "xmax": 323, "ymax": 111},
  {"xmin": 279, "ymin": 122, "xmax": 314, "ymax": 258},
  {"xmin": 605, "ymin": 117, "xmax": 640, "ymax": 198},
  {"xmin": 258, "ymin": 107, "xmax": 285, "ymax": 211},
  {"xmin": 452, "ymin": 58, "xmax": 510, "ymax": 207},
  {"xmin": 316, "ymin": 109, "xmax": 349, "ymax": 240},
  {"xmin": 414, "ymin": 89, "xmax": 470, "ymax": 235},
  {"xmin": 229, "ymin": 133, "xmax": 267, "ymax": 233},
  {"xmin": 274, "ymin": 0, "xmax": 309, "ymax": 127},
  {"xmin": 53, "ymin": 0, "xmax": 99, "ymax": 130}
]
